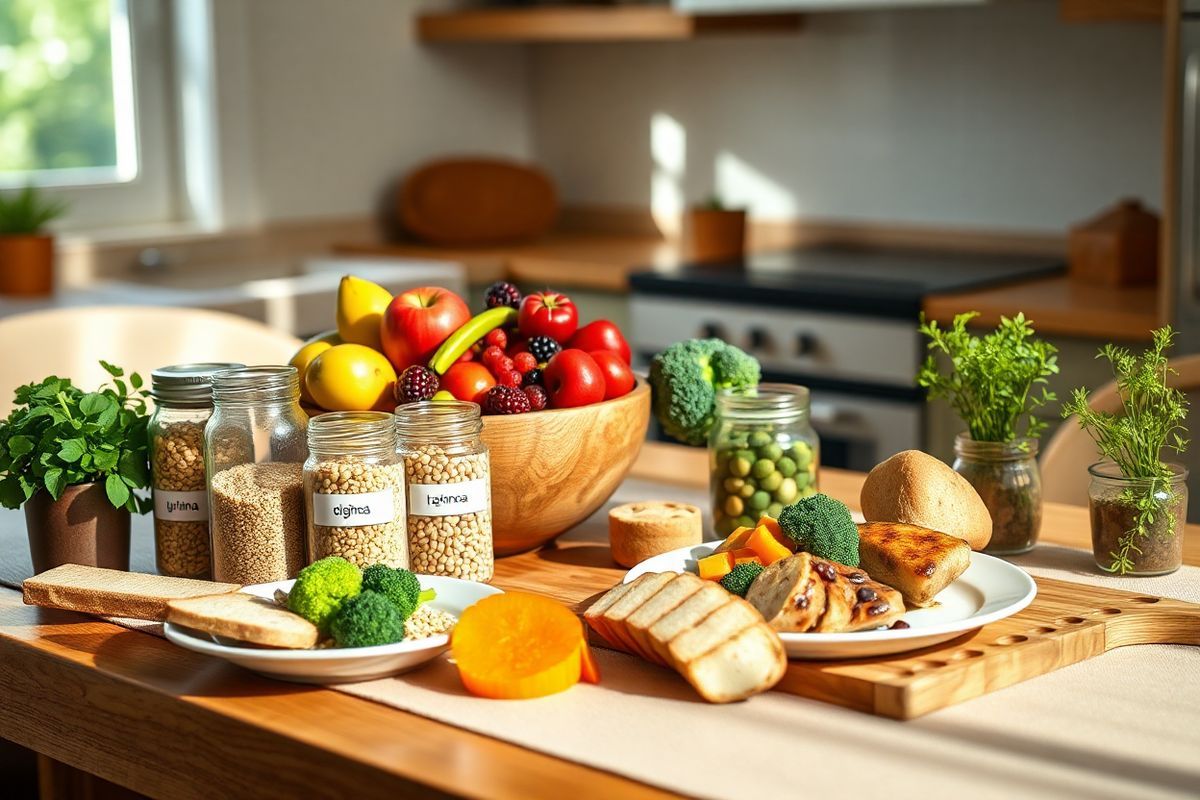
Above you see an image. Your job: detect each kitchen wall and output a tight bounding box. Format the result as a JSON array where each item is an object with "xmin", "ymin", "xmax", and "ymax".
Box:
[{"xmin": 529, "ymin": 2, "xmax": 1163, "ymax": 235}]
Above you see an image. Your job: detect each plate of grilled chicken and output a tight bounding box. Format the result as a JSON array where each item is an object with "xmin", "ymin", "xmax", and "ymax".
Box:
[{"xmin": 623, "ymin": 522, "xmax": 1037, "ymax": 660}]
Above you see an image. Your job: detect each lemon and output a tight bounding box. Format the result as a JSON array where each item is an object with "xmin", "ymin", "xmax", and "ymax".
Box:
[
  {"xmin": 289, "ymin": 340, "xmax": 334, "ymax": 405},
  {"xmin": 335, "ymin": 275, "xmax": 392, "ymax": 350},
  {"xmin": 305, "ymin": 343, "xmax": 397, "ymax": 411}
]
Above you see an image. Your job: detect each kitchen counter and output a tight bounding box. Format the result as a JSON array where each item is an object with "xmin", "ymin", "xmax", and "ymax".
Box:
[{"xmin": 1, "ymin": 441, "xmax": 1196, "ymax": 799}]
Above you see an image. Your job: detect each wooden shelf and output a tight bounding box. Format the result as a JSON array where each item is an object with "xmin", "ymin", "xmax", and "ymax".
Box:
[{"xmin": 416, "ymin": 6, "xmax": 804, "ymax": 43}]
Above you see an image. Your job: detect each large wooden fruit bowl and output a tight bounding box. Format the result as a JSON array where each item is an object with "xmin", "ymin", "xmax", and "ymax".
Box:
[{"xmin": 481, "ymin": 378, "xmax": 650, "ymax": 556}]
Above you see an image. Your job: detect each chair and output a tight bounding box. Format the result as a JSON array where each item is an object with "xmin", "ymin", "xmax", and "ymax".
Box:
[
  {"xmin": 0, "ymin": 306, "xmax": 302, "ymax": 414},
  {"xmin": 1041, "ymin": 353, "xmax": 1200, "ymax": 509}
]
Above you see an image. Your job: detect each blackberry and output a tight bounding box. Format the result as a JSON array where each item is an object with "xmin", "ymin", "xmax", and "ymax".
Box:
[
  {"xmin": 527, "ymin": 336, "xmax": 561, "ymax": 363},
  {"xmin": 522, "ymin": 368, "xmax": 543, "ymax": 387},
  {"xmin": 396, "ymin": 365, "xmax": 439, "ymax": 404},
  {"xmin": 484, "ymin": 281, "xmax": 522, "ymax": 310},
  {"xmin": 483, "ymin": 385, "xmax": 531, "ymax": 415},
  {"xmin": 523, "ymin": 384, "xmax": 548, "ymax": 411}
]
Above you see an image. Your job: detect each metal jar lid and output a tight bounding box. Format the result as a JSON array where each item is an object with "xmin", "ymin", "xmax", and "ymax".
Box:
[{"xmin": 151, "ymin": 362, "xmax": 245, "ymax": 407}]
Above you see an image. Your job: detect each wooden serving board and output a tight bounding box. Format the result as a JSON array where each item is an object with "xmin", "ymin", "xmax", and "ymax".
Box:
[{"xmin": 773, "ymin": 576, "xmax": 1200, "ymax": 720}]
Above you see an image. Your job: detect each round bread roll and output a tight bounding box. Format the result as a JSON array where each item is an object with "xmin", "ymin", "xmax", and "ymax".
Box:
[
  {"xmin": 609, "ymin": 501, "xmax": 703, "ymax": 568},
  {"xmin": 860, "ymin": 450, "xmax": 992, "ymax": 550}
]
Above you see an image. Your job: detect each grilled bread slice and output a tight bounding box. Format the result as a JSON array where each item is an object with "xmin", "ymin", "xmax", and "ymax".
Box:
[
  {"xmin": 582, "ymin": 577, "xmax": 639, "ymax": 649},
  {"xmin": 625, "ymin": 571, "xmax": 706, "ymax": 666},
  {"xmin": 167, "ymin": 593, "xmax": 319, "ymax": 649},
  {"xmin": 23, "ymin": 564, "xmax": 239, "ymax": 621},
  {"xmin": 834, "ymin": 563, "xmax": 906, "ymax": 631},
  {"xmin": 666, "ymin": 597, "xmax": 762, "ymax": 666},
  {"xmin": 744, "ymin": 553, "xmax": 827, "ymax": 633},
  {"xmin": 857, "ymin": 522, "xmax": 970, "ymax": 607},
  {"xmin": 599, "ymin": 572, "xmax": 675, "ymax": 660},
  {"xmin": 682, "ymin": 624, "xmax": 788, "ymax": 704},
  {"xmin": 645, "ymin": 582, "xmax": 730, "ymax": 666}
]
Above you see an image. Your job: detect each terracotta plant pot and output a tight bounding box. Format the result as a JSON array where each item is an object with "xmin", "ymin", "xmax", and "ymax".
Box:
[
  {"xmin": 0, "ymin": 233, "xmax": 54, "ymax": 296},
  {"xmin": 688, "ymin": 208, "xmax": 746, "ymax": 263},
  {"xmin": 24, "ymin": 483, "xmax": 131, "ymax": 574}
]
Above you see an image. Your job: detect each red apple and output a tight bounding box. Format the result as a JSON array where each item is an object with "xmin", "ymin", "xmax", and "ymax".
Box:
[
  {"xmin": 441, "ymin": 362, "xmax": 495, "ymax": 403},
  {"xmin": 380, "ymin": 287, "xmax": 471, "ymax": 370},
  {"xmin": 589, "ymin": 350, "xmax": 635, "ymax": 400},
  {"xmin": 569, "ymin": 320, "xmax": 631, "ymax": 364},
  {"xmin": 543, "ymin": 349, "xmax": 605, "ymax": 408},
  {"xmin": 518, "ymin": 291, "xmax": 578, "ymax": 343}
]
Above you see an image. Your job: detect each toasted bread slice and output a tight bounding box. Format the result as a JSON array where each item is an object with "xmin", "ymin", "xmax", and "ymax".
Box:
[
  {"xmin": 23, "ymin": 564, "xmax": 239, "ymax": 621},
  {"xmin": 625, "ymin": 572, "xmax": 705, "ymax": 666},
  {"xmin": 857, "ymin": 522, "xmax": 970, "ymax": 607},
  {"xmin": 645, "ymin": 582, "xmax": 730, "ymax": 665},
  {"xmin": 680, "ymin": 623, "xmax": 788, "ymax": 703},
  {"xmin": 666, "ymin": 597, "xmax": 761, "ymax": 667},
  {"xmin": 600, "ymin": 572, "xmax": 675, "ymax": 658},
  {"xmin": 167, "ymin": 593, "xmax": 319, "ymax": 649},
  {"xmin": 744, "ymin": 553, "xmax": 827, "ymax": 633},
  {"xmin": 583, "ymin": 579, "xmax": 638, "ymax": 650}
]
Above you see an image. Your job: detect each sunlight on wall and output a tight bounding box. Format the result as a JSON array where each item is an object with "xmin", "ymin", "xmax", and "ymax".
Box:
[
  {"xmin": 714, "ymin": 150, "xmax": 799, "ymax": 219},
  {"xmin": 650, "ymin": 111, "xmax": 686, "ymax": 238}
]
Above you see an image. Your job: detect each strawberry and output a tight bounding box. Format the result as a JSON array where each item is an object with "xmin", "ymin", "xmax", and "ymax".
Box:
[
  {"xmin": 513, "ymin": 352, "xmax": 538, "ymax": 374},
  {"xmin": 498, "ymin": 369, "xmax": 523, "ymax": 388},
  {"xmin": 481, "ymin": 345, "xmax": 505, "ymax": 368},
  {"xmin": 485, "ymin": 328, "xmax": 508, "ymax": 351}
]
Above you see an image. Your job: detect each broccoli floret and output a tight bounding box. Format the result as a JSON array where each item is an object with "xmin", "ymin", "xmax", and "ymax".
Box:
[
  {"xmin": 719, "ymin": 562, "xmax": 765, "ymax": 597},
  {"xmin": 287, "ymin": 556, "xmax": 362, "ymax": 634},
  {"xmin": 777, "ymin": 494, "xmax": 860, "ymax": 567},
  {"xmin": 329, "ymin": 590, "xmax": 406, "ymax": 648},
  {"xmin": 648, "ymin": 339, "xmax": 761, "ymax": 445},
  {"xmin": 361, "ymin": 564, "xmax": 420, "ymax": 619}
]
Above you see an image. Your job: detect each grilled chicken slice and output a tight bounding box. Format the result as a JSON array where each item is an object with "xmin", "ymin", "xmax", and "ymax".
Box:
[
  {"xmin": 744, "ymin": 553, "xmax": 827, "ymax": 633},
  {"xmin": 857, "ymin": 522, "xmax": 970, "ymax": 607},
  {"xmin": 809, "ymin": 557, "xmax": 854, "ymax": 633},
  {"xmin": 834, "ymin": 563, "xmax": 906, "ymax": 631}
]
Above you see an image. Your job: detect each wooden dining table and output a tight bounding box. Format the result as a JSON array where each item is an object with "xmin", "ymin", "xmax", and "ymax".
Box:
[{"xmin": 0, "ymin": 442, "xmax": 1197, "ymax": 800}]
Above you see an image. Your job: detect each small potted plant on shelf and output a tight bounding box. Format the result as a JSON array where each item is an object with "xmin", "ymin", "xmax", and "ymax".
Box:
[
  {"xmin": 0, "ymin": 185, "xmax": 66, "ymax": 297},
  {"xmin": 1062, "ymin": 326, "xmax": 1189, "ymax": 576},
  {"xmin": 688, "ymin": 195, "xmax": 746, "ymax": 263},
  {"xmin": 917, "ymin": 312, "xmax": 1058, "ymax": 555},
  {"xmin": 0, "ymin": 362, "xmax": 151, "ymax": 574}
]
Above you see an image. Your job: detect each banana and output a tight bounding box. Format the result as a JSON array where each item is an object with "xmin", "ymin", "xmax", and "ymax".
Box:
[{"xmin": 428, "ymin": 307, "xmax": 517, "ymax": 374}]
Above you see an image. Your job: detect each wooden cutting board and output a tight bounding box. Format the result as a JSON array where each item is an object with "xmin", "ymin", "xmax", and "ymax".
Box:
[{"xmin": 772, "ymin": 576, "xmax": 1199, "ymax": 719}]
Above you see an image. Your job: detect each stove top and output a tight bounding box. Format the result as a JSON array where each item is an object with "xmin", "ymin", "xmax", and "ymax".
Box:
[{"xmin": 629, "ymin": 246, "xmax": 1064, "ymax": 318}]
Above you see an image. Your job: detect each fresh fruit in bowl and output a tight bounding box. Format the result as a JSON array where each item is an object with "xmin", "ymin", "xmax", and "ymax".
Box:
[
  {"xmin": 336, "ymin": 276, "xmax": 392, "ymax": 351},
  {"xmin": 381, "ymin": 286, "xmax": 471, "ymax": 371},
  {"xmin": 304, "ymin": 343, "xmax": 397, "ymax": 411},
  {"xmin": 518, "ymin": 291, "xmax": 578, "ymax": 342},
  {"xmin": 543, "ymin": 349, "xmax": 605, "ymax": 409},
  {"xmin": 590, "ymin": 351, "xmax": 635, "ymax": 400},
  {"xmin": 569, "ymin": 320, "xmax": 631, "ymax": 365},
  {"xmin": 290, "ymin": 339, "xmax": 334, "ymax": 405},
  {"xmin": 441, "ymin": 362, "xmax": 496, "ymax": 403}
]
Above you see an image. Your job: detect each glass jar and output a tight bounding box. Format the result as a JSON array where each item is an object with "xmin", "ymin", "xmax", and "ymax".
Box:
[
  {"xmin": 1087, "ymin": 461, "xmax": 1187, "ymax": 576},
  {"xmin": 206, "ymin": 366, "xmax": 309, "ymax": 584},
  {"xmin": 953, "ymin": 434, "xmax": 1042, "ymax": 556},
  {"xmin": 708, "ymin": 384, "xmax": 820, "ymax": 537},
  {"xmin": 148, "ymin": 362, "xmax": 243, "ymax": 578},
  {"xmin": 395, "ymin": 400, "xmax": 493, "ymax": 582},
  {"xmin": 304, "ymin": 411, "xmax": 407, "ymax": 569}
]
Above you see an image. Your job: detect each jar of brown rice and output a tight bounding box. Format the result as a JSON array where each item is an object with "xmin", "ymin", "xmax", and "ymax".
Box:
[
  {"xmin": 304, "ymin": 411, "xmax": 407, "ymax": 569},
  {"xmin": 395, "ymin": 401, "xmax": 493, "ymax": 582}
]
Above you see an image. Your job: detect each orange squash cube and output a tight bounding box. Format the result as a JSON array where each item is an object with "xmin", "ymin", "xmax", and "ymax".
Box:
[
  {"xmin": 715, "ymin": 525, "xmax": 754, "ymax": 553},
  {"xmin": 756, "ymin": 515, "xmax": 792, "ymax": 549},
  {"xmin": 730, "ymin": 548, "xmax": 763, "ymax": 566},
  {"xmin": 746, "ymin": 525, "xmax": 792, "ymax": 566},
  {"xmin": 698, "ymin": 551, "xmax": 736, "ymax": 581}
]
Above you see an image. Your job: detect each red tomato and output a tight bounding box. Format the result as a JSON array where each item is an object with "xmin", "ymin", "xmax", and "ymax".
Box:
[
  {"xmin": 380, "ymin": 286, "xmax": 471, "ymax": 371},
  {"xmin": 441, "ymin": 362, "xmax": 496, "ymax": 403},
  {"xmin": 589, "ymin": 351, "xmax": 635, "ymax": 400},
  {"xmin": 518, "ymin": 291, "xmax": 578, "ymax": 343},
  {"xmin": 543, "ymin": 349, "xmax": 605, "ymax": 408},
  {"xmin": 569, "ymin": 320, "xmax": 631, "ymax": 364}
]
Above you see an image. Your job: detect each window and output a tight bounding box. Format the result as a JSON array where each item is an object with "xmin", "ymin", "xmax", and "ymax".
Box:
[{"xmin": 0, "ymin": 0, "xmax": 179, "ymax": 230}]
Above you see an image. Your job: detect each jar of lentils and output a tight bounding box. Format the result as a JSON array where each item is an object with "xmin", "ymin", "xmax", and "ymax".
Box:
[
  {"xmin": 304, "ymin": 411, "xmax": 407, "ymax": 569},
  {"xmin": 206, "ymin": 366, "xmax": 309, "ymax": 584},
  {"xmin": 148, "ymin": 362, "xmax": 243, "ymax": 578},
  {"xmin": 395, "ymin": 401, "xmax": 493, "ymax": 582}
]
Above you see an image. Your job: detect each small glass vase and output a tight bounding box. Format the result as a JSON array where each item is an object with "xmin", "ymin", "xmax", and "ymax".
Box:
[
  {"xmin": 952, "ymin": 434, "xmax": 1042, "ymax": 555},
  {"xmin": 1087, "ymin": 461, "xmax": 1187, "ymax": 576}
]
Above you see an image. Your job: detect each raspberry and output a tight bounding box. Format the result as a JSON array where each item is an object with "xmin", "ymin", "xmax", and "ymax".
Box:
[
  {"xmin": 481, "ymin": 345, "xmax": 505, "ymax": 367},
  {"xmin": 396, "ymin": 365, "xmax": 439, "ymax": 404},
  {"xmin": 483, "ymin": 385, "xmax": 531, "ymax": 415},
  {"xmin": 484, "ymin": 328, "xmax": 508, "ymax": 350},
  {"xmin": 527, "ymin": 336, "xmax": 561, "ymax": 363},
  {"xmin": 497, "ymin": 356, "xmax": 515, "ymax": 374},
  {"xmin": 523, "ymin": 385, "xmax": 548, "ymax": 411},
  {"xmin": 484, "ymin": 281, "xmax": 522, "ymax": 310},
  {"xmin": 498, "ymin": 369, "xmax": 523, "ymax": 388},
  {"xmin": 522, "ymin": 368, "xmax": 543, "ymax": 387},
  {"xmin": 513, "ymin": 352, "xmax": 538, "ymax": 374}
]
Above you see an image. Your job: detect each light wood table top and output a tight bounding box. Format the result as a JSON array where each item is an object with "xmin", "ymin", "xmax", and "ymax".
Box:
[{"xmin": 0, "ymin": 442, "xmax": 1196, "ymax": 799}]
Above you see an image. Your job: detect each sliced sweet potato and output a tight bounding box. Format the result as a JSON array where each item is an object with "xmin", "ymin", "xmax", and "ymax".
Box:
[
  {"xmin": 746, "ymin": 525, "xmax": 792, "ymax": 566},
  {"xmin": 698, "ymin": 551, "xmax": 736, "ymax": 581}
]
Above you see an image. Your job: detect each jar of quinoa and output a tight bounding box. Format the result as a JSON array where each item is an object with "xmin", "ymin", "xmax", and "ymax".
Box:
[
  {"xmin": 395, "ymin": 401, "xmax": 493, "ymax": 582},
  {"xmin": 148, "ymin": 362, "xmax": 243, "ymax": 578},
  {"xmin": 206, "ymin": 366, "xmax": 309, "ymax": 584},
  {"xmin": 304, "ymin": 411, "xmax": 407, "ymax": 569}
]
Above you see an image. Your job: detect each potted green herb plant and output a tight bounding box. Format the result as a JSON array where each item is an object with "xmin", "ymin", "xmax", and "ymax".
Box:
[
  {"xmin": 1062, "ymin": 327, "xmax": 1188, "ymax": 576},
  {"xmin": 917, "ymin": 312, "xmax": 1058, "ymax": 554},
  {"xmin": 0, "ymin": 362, "xmax": 151, "ymax": 573},
  {"xmin": 0, "ymin": 185, "xmax": 67, "ymax": 297}
]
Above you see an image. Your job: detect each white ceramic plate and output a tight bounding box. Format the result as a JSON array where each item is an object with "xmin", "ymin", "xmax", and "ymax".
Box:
[
  {"xmin": 624, "ymin": 544, "xmax": 1036, "ymax": 660},
  {"xmin": 164, "ymin": 575, "xmax": 501, "ymax": 683}
]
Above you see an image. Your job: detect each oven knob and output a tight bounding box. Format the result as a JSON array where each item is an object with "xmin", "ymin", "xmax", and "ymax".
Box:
[
  {"xmin": 796, "ymin": 333, "xmax": 817, "ymax": 356},
  {"xmin": 700, "ymin": 322, "xmax": 726, "ymax": 341},
  {"xmin": 748, "ymin": 327, "xmax": 771, "ymax": 352}
]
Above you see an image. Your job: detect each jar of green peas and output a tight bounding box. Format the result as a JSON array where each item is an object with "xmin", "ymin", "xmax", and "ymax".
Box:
[{"xmin": 708, "ymin": 384, "xmax": 819, "ymax": 537}]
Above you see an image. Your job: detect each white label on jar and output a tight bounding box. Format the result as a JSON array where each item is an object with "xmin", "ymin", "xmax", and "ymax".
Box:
[
  {"xmin": 312, "ymin": 490, "xmax": 396, "ymax": 527},
  {"xmin": 154, "ymin": 490, "xmax": 208, "ymax": 522},
  {"xmin": 409, "ymin": 479, "xmax": 488, "ymax": 516}
]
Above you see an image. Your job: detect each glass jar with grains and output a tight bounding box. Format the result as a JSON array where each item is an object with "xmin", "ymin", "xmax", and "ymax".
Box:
[
  {"xmin": 709, "ymin": 384, "xmax": 820, "ymax": 537},
  {"xmin": 395, "ymin": 400, "xmax": 493, "ymax": 582},
  {"xmin": 148, "ymin": 362, "xmax": 242, "ymax": 578},
  {"xmin": 206, "ymin": 366, "xmax": 308, "ymax": 584},
  {"xmin": 304, "ymin": 411, "xmax": 407, "ymax": 569}
]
